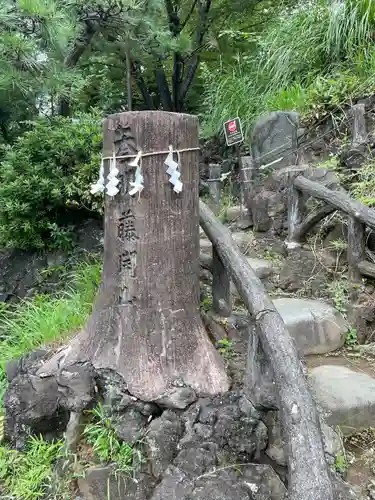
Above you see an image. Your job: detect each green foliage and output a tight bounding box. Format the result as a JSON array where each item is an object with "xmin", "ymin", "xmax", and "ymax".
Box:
[
  {"xmin": 351, "ymin": 160, "xmax": 375, "ymax": 206},
  {"xmin": 201, "ymin": 0, "xmax": 375, "ymax": 136},
  {"xmin": 327, "ymin": 279, "xmax": 350, "ymax": 315},
  {"xmin": 217, "ymin": 338, "xmax": 233, "ymax": 359},
  {"xmin": 200, "ymin": 295, "xmax": 213, "ymax": 313},
  {"xmin": 0, "ymin": 258, "xmax": 101, "ymax": 403},
  {"xmin": 84, "ymin": 403, "xmax": 141, "ymax": 474},
  {"xmin": 0, "ymin": 112, "xmax": 102, "ymax": 249},
  {"xmin": 334, "ymin": 452, "xmax": 349, "ymax": 475},
  {"xmin": 345, "ymin": 327, "xmax": 358, "ymax": 347},
  {"xmin": 0, "ymin": 436, "xmax": 64, "ymax": 499}
]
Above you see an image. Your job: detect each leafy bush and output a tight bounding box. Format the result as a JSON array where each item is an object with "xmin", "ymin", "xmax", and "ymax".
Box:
[{"xmin": 0, "ymin": 111, "xmax": 103, "ymax": 249}]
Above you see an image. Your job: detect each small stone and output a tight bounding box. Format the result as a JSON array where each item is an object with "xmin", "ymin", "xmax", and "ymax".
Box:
[
  {"xmin": 145, "ymin": 411, "xmax": 184, "ymax": 480},
  {"xmin": 112, "ymin": 408, "xmax": 147, "ymax": 444},
  {"xmin": 232, "ymin": 231, "xmax": 255, "ymax": 251},
  {"xmin": 174, "ymin": 444, "xmax": 217, "ymax": 477},
  {"xmin": 150, "ymin": 465, "xmax": 193, "ymax": 500},
  {"xmin": 193, "ymin": 423, "xmax": 213, "ymax": 439},
  {"xmin": 156, "ymin": 387, "xmax": 197, "ymax": 410}
]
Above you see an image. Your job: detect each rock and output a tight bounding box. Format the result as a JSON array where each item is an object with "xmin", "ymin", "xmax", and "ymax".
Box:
[
  {"xmin": 146, "ymin": 411, "xmax": 184, "ymax": 480},
  {"xmin": 156, "ymin": 386, "xmax": 197, "ymax": 410},
  {"xmin": 174, "ymin": 443, "xmax": 218, "ymax": 476},
  {"xmin": 192, "ymin": 464, "xmax": 287, "ymax": 500},
  {"xmin": 225, "ymin": 206, "xmax": 252, "ymax": 230},
  {"xmin": 332, "ymin": 474, "xmax": 365, "ymax": 499},
  {"xmin": 78, "ymin": 466, "xmax": 155, "ymax": 500},
  {"xmin": 309, "ymin": 365, "xmax": 375, "ymax": 435},
  {"xmin": 273, "ymin": 298, "xmax": 347, "ymax": 355},
  {"xmin": 194, "ymin": 392, "xmax": 267, "ymax": 461},
  {"xmin": 230, "ymin": 258, "xmax": 275, "ymax": 296},
  {"xmin": 232, "ymin": 231, "xmax": 255, "ymax": 251},
  {"xmin": 200, "ymin": 238, "xmax": 212, "ymax": 254},
  {"xmin": 201, "ymin": 231, "xmax": 254, "ymax": 254},
  {"xmin": 251, "ymin": 111, "xmax": 299, "ymax": 170},
  {"xmin": 112, "ymin": 407, "xmax": 148, "ymax": 445},
  {"xmin": 6, "ymin": 349, "xmax": 49, "ymax": 382},
  {"xmin": 246, "ymin": 258, "xmax": 274, "ymax": 278},
  {"xmin": 251, "ymin": 190, "xmax": 285, "ymax": 232},
  {"xmin": 150, "ymin": 465, "xmax": 194, "ymax": 500},
  {"xmin": 263, "ymin": 411, "xmax": 286, "ymax": 466},
  {"xmin": 56, "ymin": 363, "xmax": 96, "ymax": 412},
  {"xmin": 244, "ymin": 328, "xmax": 278, "ymax": 410},
  {"xmin": 4, "ymin": 373, "xmax": 66, "ymax": 449},
  {"xmin": 225, "ymin": 205, "xmax": 243, "ymax": 222}
]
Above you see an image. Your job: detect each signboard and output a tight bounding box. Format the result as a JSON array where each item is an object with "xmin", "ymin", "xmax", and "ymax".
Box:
[{"xmin": 223, "ymin": 117, "xmax": 244, "ymax": 146}]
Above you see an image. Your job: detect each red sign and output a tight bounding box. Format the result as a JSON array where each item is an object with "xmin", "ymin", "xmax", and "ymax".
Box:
[
  {"xmin": 228, "ymin": 120, "xmax": 237, "ymax": 133},
  {"xmin": 223, "ymin": 117, "xmax": 243, "ymax": 146}
]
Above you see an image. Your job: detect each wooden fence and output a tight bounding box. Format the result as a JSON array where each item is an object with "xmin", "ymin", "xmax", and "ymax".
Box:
[
  {"xmin": 199, "ymin": 200, "xmax": 334, "ymax": 500},
  {"xmin": 288, "ymin": 175, "xmax": 375, "ymax": 283}
]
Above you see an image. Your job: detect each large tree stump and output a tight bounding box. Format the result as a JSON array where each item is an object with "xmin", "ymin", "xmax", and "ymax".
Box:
[{"xmin": 39, "ymin": 111, "xmax": 229, "ymax": 401}]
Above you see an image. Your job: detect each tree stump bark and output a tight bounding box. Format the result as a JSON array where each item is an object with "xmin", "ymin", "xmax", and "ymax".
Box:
[{"xmin": 39, "ymin": 111, "xmax": 229, "ymax": 401}]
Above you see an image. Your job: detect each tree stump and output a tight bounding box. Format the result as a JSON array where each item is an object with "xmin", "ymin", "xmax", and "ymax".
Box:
[{"xmin": 39, "ymin": 111, "xmax": 229, "ymax": 402}]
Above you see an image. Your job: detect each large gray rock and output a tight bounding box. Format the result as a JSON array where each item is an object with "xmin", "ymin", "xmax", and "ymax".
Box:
[
  {"xmin": 78, "ymin": 466, "xmax": 156, "ymax": 500},
  {"xmin": 309, "ymin": 365, "xmax": 375, "ymax": 435},
  {"xmin": 251, "ymin": 111, "xmax": 299, "ymax": 169},
  {"xmin": 273, "ymin": 298, "xmax": 347, "ymax": 355}
]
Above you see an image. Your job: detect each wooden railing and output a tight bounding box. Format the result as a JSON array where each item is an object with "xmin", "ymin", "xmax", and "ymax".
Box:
[
  {"xmin": 199, "ymin": 200, "xmax": 334, "ymax": 500},
  {"xmin": 288, "ymin": 175, "xmax": 375, "ymax": 282}
]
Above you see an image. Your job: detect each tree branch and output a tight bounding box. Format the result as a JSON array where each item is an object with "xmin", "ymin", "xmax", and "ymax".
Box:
[
  {"xmin": 155, "ymin": 62, "xmax": 174, "ymax": 111},
  {"xmin": 181, "ymin": 0, "xmax": 198, "ymax": 30},
  {"xmin": 131, "ymin": 61, "xmax": 155, "ymax": 110},
  {"xmin": 179, "ymin": 0, "xmax": 211, "ymax": 106}
]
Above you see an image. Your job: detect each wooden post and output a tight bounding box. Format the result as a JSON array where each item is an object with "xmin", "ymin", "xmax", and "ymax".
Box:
[
  {"xmin": 40, "ymin": 111, "xmax": 229, "ymax": 402},
  {"xmin": 207, "ymin": 163, "xmax": 221, "ymax": 214},
  {"xmin": 351, "ymin": 103, "xmax": 367, "ymax": 147},
  {"xmin": 212, "ymin": 247, "xmax": 232, "ymax": 317},
  {"xmin": 287, "ymin": 181, "xmax": 304, "ymax": 247},
  {"xmin": 347, "ymin": 216, "xmax": 365, "ymax": 283},
  {"xmin": 239, "ymin": 156, "xmax": 255, "ymax": 220}
]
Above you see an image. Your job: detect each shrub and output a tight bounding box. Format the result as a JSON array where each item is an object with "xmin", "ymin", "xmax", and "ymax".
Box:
[{"xmin": 0, "ymin": 111, "xmax": 103, "ymax": 249}]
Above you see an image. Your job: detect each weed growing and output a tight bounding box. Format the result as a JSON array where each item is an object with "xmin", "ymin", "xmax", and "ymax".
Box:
[{"xmin": 84, "ymin": 403, "xmax": 142, "ymax": 475}]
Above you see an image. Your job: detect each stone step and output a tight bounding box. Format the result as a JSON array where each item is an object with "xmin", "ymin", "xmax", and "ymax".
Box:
[
  {"xmin": 273, "ymin": 298, "xmax": 347, "ymax": 356},
  {"xmin": 309, "ymin": 365, "xmax": 375, "ymax": 435}
]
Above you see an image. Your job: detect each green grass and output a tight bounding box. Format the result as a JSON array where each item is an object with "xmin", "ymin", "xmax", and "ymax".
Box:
[
  {"xmin": 0, "ymin": 435, "xmax": 65, "ymax": 500},
  {"xmin": 84, "ymin": 403, "xmax": 142, "ymax": 475},
  {"xmin": 0, "ymin": 258, "xmax": 101, "ymax": 404},
  {"xmin": 201, "ymin": 0, "xmax": 375, "ymax": 138}
]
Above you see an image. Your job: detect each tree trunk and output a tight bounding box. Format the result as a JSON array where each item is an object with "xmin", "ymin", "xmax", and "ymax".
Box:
[
  {"xmin": 125, "ymin": 48, "xmax": 133, "ymax": 111},
  {"xmin": 39, "ymin": 111, "xmax": 229, "ymax": 402}
]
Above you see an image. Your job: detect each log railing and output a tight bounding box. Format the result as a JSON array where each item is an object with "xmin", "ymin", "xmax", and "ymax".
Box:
[
  {"xmin": 288, "ymin": 175, "xmax": 375, "ymax": 282},
  {"xmin": 199, "ymin": 199, "xmax": 334, "ymax": 500}
]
